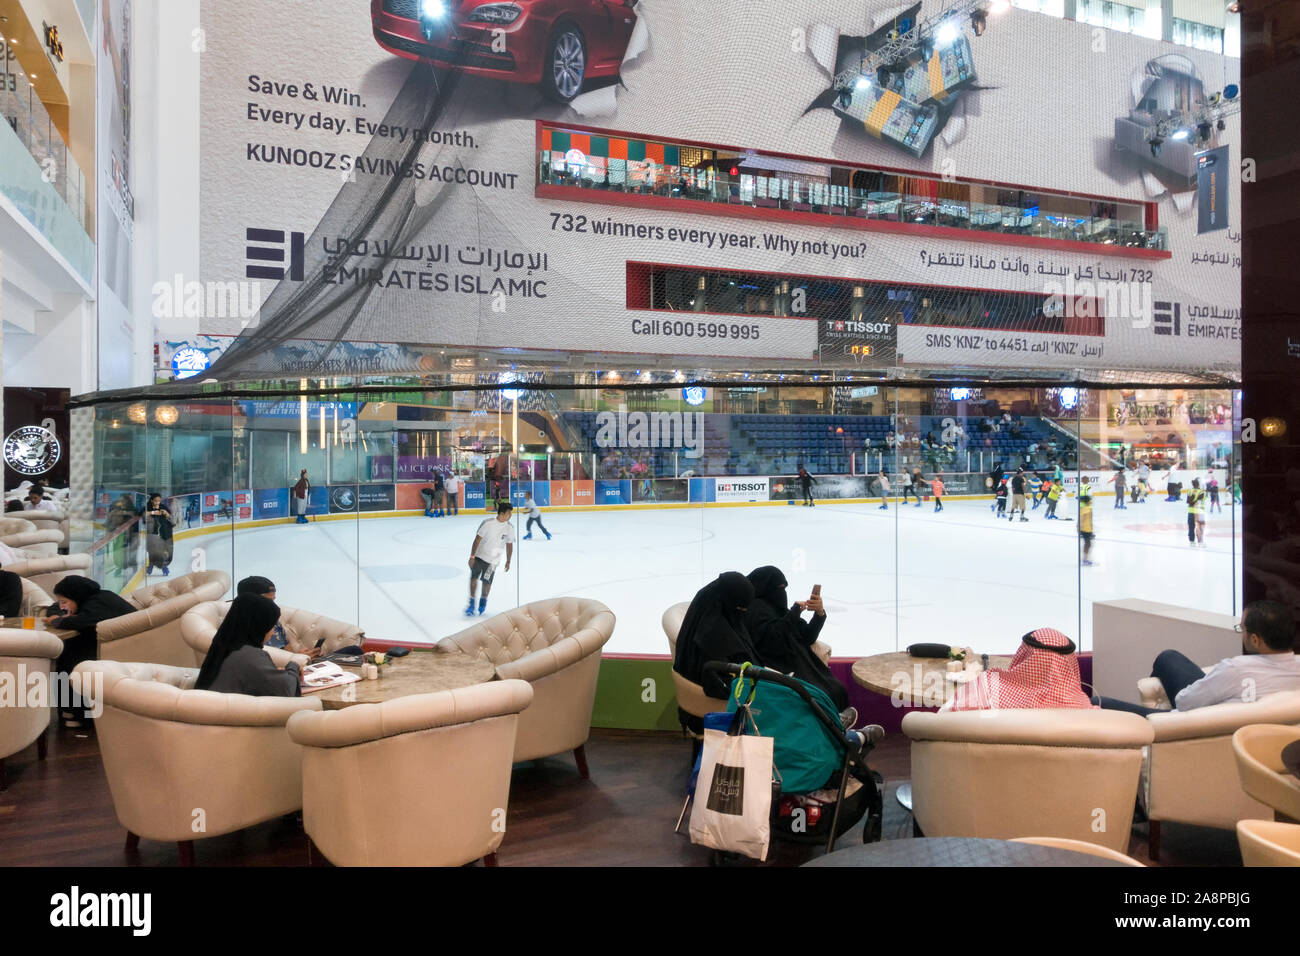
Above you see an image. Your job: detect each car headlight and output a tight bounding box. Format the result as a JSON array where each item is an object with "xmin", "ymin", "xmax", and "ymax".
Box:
[{"xmin": 467, "ymin": 3, "xmax": 522, "ymax": 24}]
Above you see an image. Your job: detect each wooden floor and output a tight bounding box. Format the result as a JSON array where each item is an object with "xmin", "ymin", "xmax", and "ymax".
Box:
[{"xmin": 0, "ymin": 723, "xmax": 1241, "ymax": 867}]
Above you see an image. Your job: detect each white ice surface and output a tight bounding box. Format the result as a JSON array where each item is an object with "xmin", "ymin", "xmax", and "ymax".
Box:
[{"xmin": 192, "ymin": 496, "xmax": 1242, "ymax": 657}]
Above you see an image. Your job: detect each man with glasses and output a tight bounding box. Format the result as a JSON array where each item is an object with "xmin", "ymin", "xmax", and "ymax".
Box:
[{"xmin": 1096, "ymin": 601, "xmax": 1299, "ymax": 715}]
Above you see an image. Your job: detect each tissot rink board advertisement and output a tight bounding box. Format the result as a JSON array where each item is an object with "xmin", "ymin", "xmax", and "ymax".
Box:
[{"xmin": 197, "ymin": 1, "xmax": 1242, "ymax": 377}]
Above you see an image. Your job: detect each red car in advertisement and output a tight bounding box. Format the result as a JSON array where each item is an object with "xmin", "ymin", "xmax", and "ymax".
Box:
[{"xmin": 371, "ymin": 0, "xmax": 638, "ymax": 103}]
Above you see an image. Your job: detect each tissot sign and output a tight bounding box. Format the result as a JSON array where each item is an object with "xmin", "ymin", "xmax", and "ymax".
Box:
[{"xmin": 198, "ymin": 1, "xmax": 1240, "ymax": 376}]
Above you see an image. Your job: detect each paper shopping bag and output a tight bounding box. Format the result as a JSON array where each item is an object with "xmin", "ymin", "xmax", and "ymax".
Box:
[{"xmin": 689, "ymin": 725, "xmax": 775, "ymax": 861}]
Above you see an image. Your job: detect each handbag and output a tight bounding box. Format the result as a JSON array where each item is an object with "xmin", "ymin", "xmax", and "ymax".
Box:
[{"xmin": 688, "ymin": 669, "xmax": 778, "ymax": 861}]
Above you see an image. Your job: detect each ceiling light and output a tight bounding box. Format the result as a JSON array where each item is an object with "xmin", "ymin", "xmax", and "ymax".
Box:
[{"xmin": 936, "ymin": 21, "xmax": 960, "ymax": 46}]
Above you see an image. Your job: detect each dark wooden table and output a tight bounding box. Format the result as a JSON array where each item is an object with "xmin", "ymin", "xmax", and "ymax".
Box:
[
  {"xmin": 803, "ymin": 837, "xmax": 1133, "ymax": 867},
  {"xmin": 2, "ymin": 616, "xmax": 76, "ymax": 640},
  {"xmin": 311, "ymin": 649, "xmax": 497, "ymax": 710}
]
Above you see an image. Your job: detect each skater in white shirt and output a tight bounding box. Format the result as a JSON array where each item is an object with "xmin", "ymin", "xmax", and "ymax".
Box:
[
  {"xmin": 521, "ymin": 491, "xmax": 551, "ymax": 540},
  {"xmin": 466, "ymin": 502, "xmax": 513, "ymax": 617}
]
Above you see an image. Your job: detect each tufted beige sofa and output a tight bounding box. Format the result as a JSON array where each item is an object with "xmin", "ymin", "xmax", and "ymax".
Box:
[
  {"xmin": 96, "ymin": 571, "xmax": 232, "ymax": 667},
  {"xmin": 0, "ymin": 517, "xmax": 63, "ymax": 558},
  {"xmin": 20, "ymin": 508, "xmax": 70, "ymax": 550},
  {"xmin": 75, "ymin": 659, "xmax": 320, "ymax": 865},
  {"xmin": 437, "ymin": 597, "xmax": 614, "ymax": 776},
  {"xmin": 4, "ymin": 554, "xmax": 93, "ymax": 594},
  {"xmin": 288, "ymin": 681, "xmax": 534, "ymax": 866},
  {"xmin": 902, "ymin": 708, "xmax": 1154, "ymax": 853},
  {"xmin": 181, "ymin": 600, "xmax": 364, "ymax": 666},
  {"xmin": 0, "ymin": 629, "xmax": 63, "ymax": 790},
  {"xmin": 1142, "ymin": 691, "xmax": 1300, "ymax": 859}
]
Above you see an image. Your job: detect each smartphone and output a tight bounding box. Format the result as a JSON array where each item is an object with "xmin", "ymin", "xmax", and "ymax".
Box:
[
  {"xmin": 314, "ymin": 638, "xmax": 326, "ymax": 649},
  {"xmin": 810, "ymin": 584, "xmax": 821, "ymax": 599}
]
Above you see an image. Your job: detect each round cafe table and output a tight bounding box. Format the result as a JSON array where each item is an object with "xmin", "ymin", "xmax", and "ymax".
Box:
[
  {"xmin": 804, "ymin": 837, "xmax": 1133, "ymax": 867},
  {"xmin": 311, "ymin": 648, "xmax": 497, "ymax": 710},
  {"xmin": 2, "ymin": 616, "xmax": 77, "ymax": 640},
  {"xmin": 851, "ymin": 650, "xmax": 1014, "ymax": 813}
]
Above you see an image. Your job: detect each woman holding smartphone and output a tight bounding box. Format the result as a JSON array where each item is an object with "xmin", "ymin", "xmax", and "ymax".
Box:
[{"xmin": 142, "ymin": 493, "xmax": 175, "ymax": 576}]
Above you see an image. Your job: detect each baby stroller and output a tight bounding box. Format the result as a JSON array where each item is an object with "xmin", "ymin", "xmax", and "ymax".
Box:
[{"xmin": 677, "ymin": 662, "xmax": 884, "ymax": 858}]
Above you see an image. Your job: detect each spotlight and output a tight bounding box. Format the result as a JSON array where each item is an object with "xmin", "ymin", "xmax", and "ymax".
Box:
[
  {"xmin": 936, "ymin": 21, "xmax": 960, "ymax": 47},
  {"xmin": 876, "ymin": 66, "xmax": 892, "ymax": 87},
  {"xmin": 1226, "ymin": 2, "xmax": 1241, "ymax": 13},
  {"xmin": 1216, "ymin": 118, "xmax": 1226, "ymax": 131},
  {"xmin": 1197, "ymin": 121, "xmax": 1212, "ymax": 141},
  {"xmin": 1170, "ymin": 129, "xmax": 1189, "ymax": 141},
  {"xmin": 920, "ymin": 41, "xmax": 934, "ymax": 61},
  {"xmin": 1148, "ymin": 136, "xmax": 1163, "ymax": 157},
  {"xmin": 970, "ymin": 11, "xmax": 987, "ymax": 36},
  {"xmin": 1223, "ymin": 83, "xmax": 1239, "ymax": 100},
  {"xmin": 836, "ymin": 86, "xmax": 852, "ymax": 108},
  {"xmin": 855, "ymin": 75, "xmax": 872, "ymax": 90}
]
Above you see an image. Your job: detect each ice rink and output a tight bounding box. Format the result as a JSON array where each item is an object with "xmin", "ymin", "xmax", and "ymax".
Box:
[{"xmin": 189, "ymin": 494, "xmax": 1243, "ymax": 657}]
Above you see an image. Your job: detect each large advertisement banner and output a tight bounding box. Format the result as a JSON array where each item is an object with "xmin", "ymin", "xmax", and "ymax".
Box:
[{"xmin": 198, "ymin": 1, "xmax": 1240, "ymax": 377}]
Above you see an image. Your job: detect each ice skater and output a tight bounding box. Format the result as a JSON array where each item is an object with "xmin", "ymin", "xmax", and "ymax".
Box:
[
  {"xmin": 444, "ymin": 471, "xmax": 461, "ymax": 516},
  {"xmin": 292, "ymin": 469, "xmax": 311, "ymax": 524},
  {"xmin": 467, "ymin": 501, "xmax": 513, "ymax": 616},
  {"xmin": 910, "ymin": 468, "xmax": 925, "ymax": 508},
  {"xmin": 995, "ymin": 479, "xmax": 1008, "ymax": 517},
  {"xmin": 930, "ymin": 473, "xmax": 945, "ymax": 513},
  {"xmin": 987, "ymin": 461, "xmax": 1004, "ymax": 513},
  {"xmin": 798, "ymin": 466, "xmax": 816, "ymax": 507},
  {"xmin": 1208, "ymin": 476, "xmax": 1222, "ymax": 513},
  {"xmin": 431, "ymin": 469, "xmax": 446, "ymax": 516},
  {"xmin": 1009, "ymin": 468, "xmax": 1029, "ymax": 521},
  {"xmin": 1029, "ymin": 472, "xmax": 1044, "ymax": 509},
  {"xmin": 1079, "ymin": 483, "xmax": 1096, "ymax": 566},
  {"xmin": 421, "ymin": 486, "xmax": 437, "ymax": 517},
  {"xmin": 521, "ymin": 490, "xmax": 551, "ymax": 540},
  {"xmin": 1043, "ymin": 478, "xmax": 1062, "ymax": 519},
  {"xmin": 877, "ymin": 468, "xmax": 891, "ymax": 510},
  {"xmin": 1113, "ymin": 468, "xmax": 1127, "ymax": 509},
  {"xmin": 1186, "ymin": 478, "xmax": 1207, "ymax": 548}
]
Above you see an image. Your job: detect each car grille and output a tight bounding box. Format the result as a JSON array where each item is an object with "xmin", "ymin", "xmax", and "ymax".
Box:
[
  {"xmin": 376, "ymin": 30, "xmax": 517, "ymax": 70},
  {"xmin": 382, "ymin": 0, "xmax": 422, "ymax": 19}
]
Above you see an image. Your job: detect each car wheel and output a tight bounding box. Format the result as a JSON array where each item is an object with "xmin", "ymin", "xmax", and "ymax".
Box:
[{"xmin": 542, "ymin": 25, "xmax": 586, "ymax": 103}]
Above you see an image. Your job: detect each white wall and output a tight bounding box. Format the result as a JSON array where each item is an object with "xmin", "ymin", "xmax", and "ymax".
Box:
[{"xmin": 128, "ymin": 0, "xmax": 201, "ymax": 381}]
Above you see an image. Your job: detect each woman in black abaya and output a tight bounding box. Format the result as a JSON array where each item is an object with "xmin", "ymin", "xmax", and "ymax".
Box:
[
  {"xmin": 745, "ymin": 566, "xmax": 850, "ymax": 712},
  {"xmin": 195, "ymin": 594, "xmax": 301, "ymax": 696},
  {"xmin": 672, "ymin": 572, "xmax": 760, "ymax": 728}
]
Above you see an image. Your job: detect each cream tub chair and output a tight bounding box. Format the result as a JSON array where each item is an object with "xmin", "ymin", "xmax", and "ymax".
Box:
[
  {"xmin": 1236, "ymin": 820, "xmax": 1300, "ymax": 866},
  {"xmin": 4, "ymin": 554, "xmax": 93, "ymax": 594},
  {"xmin": 0, "ymin": 516, "xmax": 63, "ymax": 558},
  {"xmin": 288, "ymin": 680, "xmax": 534, "ymax": 866},
  {"xmin": 181, "ymin": 600, "xmax": 364, "ymax": 667},
  {"xmin": 95, "ymin": 571, "xmax": 231, "ymax": 667},
  {"xmin": 902, "ymin": 708, "xmax": 1154, "ymax": 853},
  {"xmin": 75, "ymin": 659, "xmax": 320, "ymax": 865},
  {"xmin": 20, "ymin": 509, "xmax": 70, "ymax": 550},
  {"xmin": 437, "ymin": 597, "xmax": 614, "ymax": 777},
  {"xmin": 1143, "ymin": 691, "xmax": 1300, "ymax": 860},
  {"xmin": 0, "ymin": 629, "xmax": 63, "ymax": 790}
]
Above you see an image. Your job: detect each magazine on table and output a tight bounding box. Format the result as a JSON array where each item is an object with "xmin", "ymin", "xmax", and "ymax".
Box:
[{"xmin": 299, "ymin": 660, "xmax": 361, "ymax": 692}]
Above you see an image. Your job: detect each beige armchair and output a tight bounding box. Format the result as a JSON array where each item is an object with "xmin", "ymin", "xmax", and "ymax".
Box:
[
  {"xmin": 0, "ymin": 630, "xmax": 63, "ymax": 790},
  {"xmin": 1232, "ymin": 724, "xmax": 1300, "ymax": 822},
  {"xmin": 662, "ymin": 602, "xmax": 729, "ymax": 729},
  {"xmin": 75, "ymin": 659, "xmax": 321, "ymax": 865},
  {"xmin": 19, "ymin": 578, "xmax": 54, "ymax": 616},
  {"xmin": 3, "ymin": 553, "xmax": 93, "ymax": 594},
  {"xmin": 181, "ymin": 600, "xmax": 364, "ymax": 667},
  {"xmin": 1010, "ymin": 836, "xmax": 1146, "ymax": 866},
  {"xmin": 437, "ymin": 597, "xmax": 614, "ymax": 777},
  {"xmin": 96, "ymin": 571, "xmax": 232, "ymax": 667},
  {"xmin": 20, "ymin": 509, "xmax": 70, "ymax": 550},
  {"xmin": 0, "ymin": 517, "xmax": 63, "ymax": 557},
  {"xmin": 288, "ymin": 680, "xmax": 534, "ymax": 866},
  {"xmin": 1236, "ymin": 820, "xmax": 1300, "ymax": 866},
  {"xmin": 1143, "ymin": 691, "xmax": 1300, "ymax": 859},
  {"xmin": 902, "ymin": 708, "xmax": 1154, "ymax": 853}
]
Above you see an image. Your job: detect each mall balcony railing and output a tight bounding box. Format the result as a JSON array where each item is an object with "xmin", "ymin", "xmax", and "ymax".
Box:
[
  {"xmin": 1, "ymin": 65, "xmax": 95, "ymax": 284},
  {"xmin": 538, "ymin": 154, "xmax": 1170, "ymax": 253}
]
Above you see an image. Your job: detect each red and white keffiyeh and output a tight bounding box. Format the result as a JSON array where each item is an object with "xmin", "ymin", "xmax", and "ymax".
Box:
[{"xmin": 948, "ymin": 627, "xmax": 1095, "ymax": 711}]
